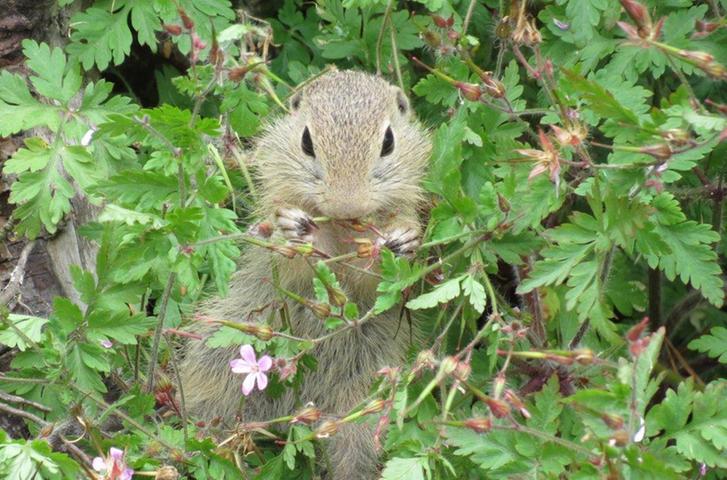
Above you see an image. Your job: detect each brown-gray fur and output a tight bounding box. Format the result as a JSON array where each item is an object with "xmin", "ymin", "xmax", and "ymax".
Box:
[{"xmin": 180, "ymin": 70, "xmax": 431, "ymax": 479}]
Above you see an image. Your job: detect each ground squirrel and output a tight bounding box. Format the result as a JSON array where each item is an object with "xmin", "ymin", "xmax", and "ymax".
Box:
[{"xmin": 180, "ymin": 70, "xmax": 431, "ymax": 479}]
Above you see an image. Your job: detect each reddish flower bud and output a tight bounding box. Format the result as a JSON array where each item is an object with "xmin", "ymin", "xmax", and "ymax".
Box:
[
  {"xmin": 455, "ymin": 82, "xmax": 482, "ymax": 102},
  {"xmin": 447, "ymin": 30, "xmax": 460, "ymax": 42},
  {"xmin": 485, "ymin": 398, "xmax": 511, "ymax": 418},
  {"xmin": 432, "ymin": 15, "xmax": 449, "ymax": 29},
  {"xmin": 178, "ymin": 8, "xmax": 194, "ymax": 30},
  {"xmin": 626, "ymin": 317, "xmax": 649, "ymax": 342},
  {"xmin": 163, "ymin": 24, "xmax": 183, "ymax": 36},
  {"xmin": 601, "ymin": 413, "xmax": 625, "ymax": 430},
  {"xmin": 619, "ymin": 0, "xmax": 650, "ymax": 30},
  {"xmin": 463, "ymin": 417, "xmax": 492, "ymax": 433},
  {"xmin": 504, "ymin": 389, "xmax": 531, "ymax": 419}
]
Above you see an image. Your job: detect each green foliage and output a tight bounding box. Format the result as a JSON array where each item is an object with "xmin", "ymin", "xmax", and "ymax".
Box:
[{"xmin": 1, "ymin": 0, "xmax": 726, "ymax": 478}]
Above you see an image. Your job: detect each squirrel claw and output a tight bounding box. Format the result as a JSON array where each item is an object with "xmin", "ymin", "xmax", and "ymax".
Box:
[
  {"xmin": 383, "ymin": 227, "xmax": 420, "ymax": 256},
  {"xmin": 275, "ymin": 208, "xmax": 317, "ymax": 242}
]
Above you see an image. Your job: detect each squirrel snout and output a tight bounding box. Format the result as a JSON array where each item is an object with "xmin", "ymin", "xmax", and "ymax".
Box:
[{"xmin": 319, "ymin": 194, "xmax": 374, "ymax": 220}]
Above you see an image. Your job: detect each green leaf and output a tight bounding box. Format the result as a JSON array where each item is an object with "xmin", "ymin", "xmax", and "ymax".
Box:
[
  {"xmin": 0, "ymin": 72, "xmax": 61, "ymax": 135},
  {"xmin": 645, "ymin": 221, "xmax": 724, "ymax": 307},
  {"xmin": 406, "ymin": 276, "xmax": 463, "ymax": 310},
  {"xmin": 461, "ymin": 275, "xmax": 486, "ymax": 314},
  {"xmin": 688, "ymin": 327, "xmax": 727, "ymax": 363},
  {"xmin": 380, "ymin": 457, "xmax": 428, "ymax": 480},
  {"xmin": 562, "ymin": 69, "xmax": 640, "ymax": 126},
  {"xmin": 0, "ymin": 314, "xmax": 48, "ymax": 351},
  {"xmin": 88, "ymin": 312, "xmax": 156, "ymax": 345},
  {"xmin": 22, "ymin": 40, "xmax": 82, "ymax": 103},
  {"xmin": 67, "ymin": 6, "xmax": 133, "ymax": 70}
]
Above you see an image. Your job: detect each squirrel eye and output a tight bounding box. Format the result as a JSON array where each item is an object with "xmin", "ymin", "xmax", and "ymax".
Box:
[
  {"xmin": 381, "ymin": 127, "xmax": 394, "ymax": 157},
  {"xmin": 301, "ymin": 126, "xmax": 315, "ymax": 157}
]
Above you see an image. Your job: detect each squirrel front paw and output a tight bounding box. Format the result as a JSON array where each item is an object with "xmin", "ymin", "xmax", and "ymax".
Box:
[
  {"xmin": 275, "ymin": 207, "xmax": 317, "ymax": 243},
  {"xmin": 381, "ymin": 227, "xmax": 420, "ymax": 256}
]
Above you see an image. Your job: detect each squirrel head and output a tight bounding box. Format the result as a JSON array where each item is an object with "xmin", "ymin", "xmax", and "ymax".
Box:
[{"xmin": 255, "ymin": 70, "xmax": 431, "ymax": 219}]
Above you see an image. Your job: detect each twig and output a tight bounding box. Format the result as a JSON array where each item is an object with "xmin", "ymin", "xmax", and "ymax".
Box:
[
  {"xmin": 0, "ymin": 391, "xmax": 51, "ymax": 412},
  {"xmin": 0, "ymin": 401, "xmax": 94, "ymax": 469},
  {"xmin": 462, "ymin": 0, "xmax": 478, "ymax": 37},
  {"xmin": 648, "ymin": 268, "xmax": 662, "ymax": 326},
  {"xmin": 0, "ymin": 240, "xmax": 37, "ymax": 306},
  {"xmin": 389, "ymin": 22, "xmax": 405, "ymax": 91},
  {"xmin": 163, "ymin": 336, "xmax": 188, "ymax": 444},
  {"xmin": 146, "ymin": 273, "xmax": 177, "ymax": 392},
  {"xmin": 375, "ymin": 0, "xmax": 395, "ymax": 75}
]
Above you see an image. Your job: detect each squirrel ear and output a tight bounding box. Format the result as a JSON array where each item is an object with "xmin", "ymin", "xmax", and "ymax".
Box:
[
  {"xmin": 289, "ymin": 92, "xmax": 303, "ymax": 111},
  {"xmin": 394, "ymin": 88, "xmax": 409, "ymax": 115}
]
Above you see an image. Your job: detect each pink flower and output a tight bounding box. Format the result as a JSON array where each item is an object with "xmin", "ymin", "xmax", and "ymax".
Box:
[
  {"xmin": 101, "ymin": 339, "xmax": 113, "ymax": 349},
  {"xmin": 230, "ymin": 345, "xmax": 272, "ymax": 396},
  {"xmin": 92, "ymin": 447, "xmax": 133, "ymax": 480}
]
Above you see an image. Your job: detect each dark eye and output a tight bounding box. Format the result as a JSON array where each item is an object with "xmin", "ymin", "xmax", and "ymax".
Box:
[
  {"xmin": 381, "ymin": 127, "xmax": 394, "ymax": 157},
  {"xmin": 302, "ymin": 126, "xmax": 315, "ymax": 157}
]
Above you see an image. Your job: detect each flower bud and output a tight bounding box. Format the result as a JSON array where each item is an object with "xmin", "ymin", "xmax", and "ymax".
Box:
[
  {"xmin": 307, "ymin": 301, "xmax": 331, "ymax": 319},
  {"xmin": 432, "ymin": 15, "xmax": 449, "ymax": 29},
  {"xmin": 639, "ymin": 143, "xmax": 672, "ymax": 161},
  {"xmin": 163, "ymin": 24, "xmax": 183, "ymax": 36},
  {"xmin": 573, "ymin": 349, "xmax": 594, "ymax": 365},
  {"xmin": 619, "ymin": 0, "xmax": 650, "ymax": 30},
  {"xmin": 252, "ymin": 324, "xmax": 273, "ymax": 341},
  {"xmin": 492, "ymin": 373, "xmax": 506, "ymax": 398},
  {"xmin": 422, "ymin": 30, "xmax": 442, "ymax": 48},
  {"xmin": 485, "ymin": 398, "xmax": 511, "ymax": 418},
  {"xmin": 626, "ymin": 317, "xmax": 649, "ymax": 342},
  {"xmin": 601, "ymin": 413, "xmax": 625, "ymax": 430},
  {"xmin": 610, "ymin": 429, "xmax": 629, "ymax": 446},
  {"xmin": 482, "ymin": 77, "xmax": 506, "ymax": 98},
  {"xmin": 292, "ymin": 406, "xmax": 322, "ymax": 425},
  {"xmin": 453, "ymin": 361, "xmax": 471, "ymax": 382},
  {"xmin": 178, "ymin": 8, "xmax": 194, "ymax": 30},
  {"xmin": 463, "ymin": 417, "xmax": 492, "ymax": 433},
  {"xmin": 362, "ymin": 399, "xmax": 387, "ymax": 415},
  {"xmin": 415, "ymin": 350, "xmax": 437, "ymax": 371},
  {"xmin": 504, "ymin": 389, "xmax": 531, "ymax": 419},
  {"xmin": 155, "ymin": 466, "xmax": 180, "ymax": 480},
  {"xmin": 440, "ymin": 356, "xmax": 458, "ymax": 375},
  {"xmin": 455, "ymin": 82, "xmax": 482, "ymax": 102},
  {"xmin": 355, "ymin": 238, "xmax": 374, "ymax": 258},
  {"xmin": 229, "ymin": 66, "xmax": 251, "ymax": 82},
  {"xmin": 315, "ymin": 420, "xmax": 339, "ymax": 438},
  {"xmin": 660, "ymin": 129, "xmax": 690, "ymax": 146},
  {"xmin": 271, "ymin": 245, "xmax": 297, "ymax": 258}
]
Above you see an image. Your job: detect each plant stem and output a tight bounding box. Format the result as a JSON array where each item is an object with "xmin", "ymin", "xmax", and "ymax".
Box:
[
  {"xmin": 375, "ymin": 0, "xmax": 394, "ymax": 75},
  {"xmin": 146, "ymin": 273, "xmax": 176, "ymax": 393}
]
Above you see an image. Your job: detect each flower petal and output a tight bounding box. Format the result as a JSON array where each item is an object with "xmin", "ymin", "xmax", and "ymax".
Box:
[
  {"xmin": 257, "ymin": 355, "xmax": 272, "ymax": 372},
  {"xmin": 242, "ymin": 373, "xmax": 256, "ymax": 396},
  {"xmin": 239, "ymin": 344, "xmax": 257, "ymax": 364},
  {"xmin": 109, "ymin": 447, "xmax": 124, "ymax": 461},
  {"xmin": 230, "ymin": 358, "xmax": 253, "ymax": 374},
  {"xmin": 120, "ymin": 468, "xmax": 135, "ymax": 480},
  {"xmin": 92, "ymin": 457, "xmax": 106, "ymax": 473},
  {"xmin": 256, "ymin": 372, "xmax": 268, "ymax": 391}
]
